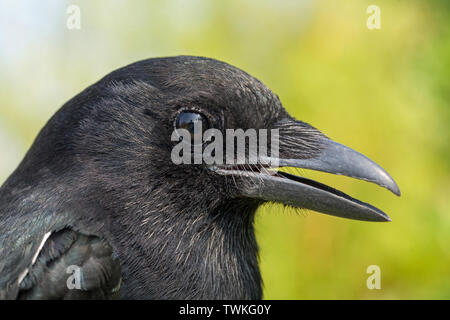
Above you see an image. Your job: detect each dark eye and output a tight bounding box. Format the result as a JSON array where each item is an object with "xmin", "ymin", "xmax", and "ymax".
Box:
[{"xmin": 175, "ymin": 111, "xmax": 209, "ymax": 141}]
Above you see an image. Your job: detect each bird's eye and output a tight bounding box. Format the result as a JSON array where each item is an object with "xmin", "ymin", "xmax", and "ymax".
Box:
[{"xmin": 175, "ymin": 111, "xmax": 209, "ymax": 142}]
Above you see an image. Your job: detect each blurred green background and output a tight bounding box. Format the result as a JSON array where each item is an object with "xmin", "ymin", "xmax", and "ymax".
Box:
[{"xmin": 0, "ymin": 0, "xmax": 449, "ymax": 299}]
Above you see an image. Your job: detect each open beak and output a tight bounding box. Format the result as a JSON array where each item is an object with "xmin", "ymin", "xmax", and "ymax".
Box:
[{"xmin": 216, "ymin": 124, "xmax": 400, "ymax": 222}]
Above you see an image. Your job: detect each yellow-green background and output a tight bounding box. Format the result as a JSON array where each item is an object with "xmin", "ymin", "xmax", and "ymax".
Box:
[{"xmin": 0, "ymin": 0, "xmax": 448, "ymax": 299}]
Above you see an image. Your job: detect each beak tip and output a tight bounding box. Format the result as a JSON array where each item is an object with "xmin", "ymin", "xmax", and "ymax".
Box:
[
  {"xmin": 390, "ymin": 184, "xmax": 401, "ymax": 197},
  {"xmin": 372, "ymin": 209, "xmax": 392, "ymax": 222},
  {"xmin": 387, "ymin": 179, "xmax": 401, "ymax": 197},
  {"xmin": 375, "ymin": 212, "xmax": 392, "ymax": 222},
  {"xmin": 376, "ymin": 168, "xmax": 400, "ymax": 196}
]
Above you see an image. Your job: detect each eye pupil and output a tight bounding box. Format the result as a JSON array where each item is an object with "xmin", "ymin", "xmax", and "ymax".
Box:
[{"xmin": 176, "ymin": 112, "xmax": 209, "ymax": 140}]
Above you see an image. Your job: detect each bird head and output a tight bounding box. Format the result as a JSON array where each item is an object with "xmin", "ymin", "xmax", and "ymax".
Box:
[
  {"xmin": 11, "ymin": 56, "xmax": 401, "ymax": 299},
  {"xmin": 64, "ymin": 56, "xmax": 398, "ymax": 224}
]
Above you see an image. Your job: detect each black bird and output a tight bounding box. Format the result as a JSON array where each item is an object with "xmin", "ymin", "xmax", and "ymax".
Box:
[{"xmin": 0, "ymin": 56, "xmax": 400, "ymax": 299}]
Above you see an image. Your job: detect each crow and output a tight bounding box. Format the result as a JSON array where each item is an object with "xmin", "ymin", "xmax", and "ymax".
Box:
[{"xmin": 0, "ymin": 56, "xmax": 400, "ymax": 299}]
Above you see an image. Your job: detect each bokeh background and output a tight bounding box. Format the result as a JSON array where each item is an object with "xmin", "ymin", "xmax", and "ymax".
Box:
[{"xmin": 0, "ymin": 0, "xmax": 449, "ymax": 299}]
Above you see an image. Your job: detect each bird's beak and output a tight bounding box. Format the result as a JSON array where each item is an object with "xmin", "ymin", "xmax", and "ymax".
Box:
[{"xmin": 216, "ymin": 125, "xmax": 400, "ymax": 222}]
